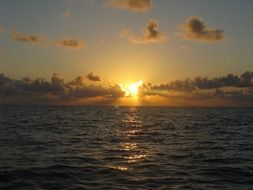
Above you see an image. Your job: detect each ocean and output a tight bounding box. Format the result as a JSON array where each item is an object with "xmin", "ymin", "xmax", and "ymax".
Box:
[{"xmin": 0, "ymin": 106, "xmax": 253, "ymax": 189}]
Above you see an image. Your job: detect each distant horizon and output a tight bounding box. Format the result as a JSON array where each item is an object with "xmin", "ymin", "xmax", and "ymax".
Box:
[{"xmin": 1, "ymin": 70, "xmax": 253, "ymax": 106}]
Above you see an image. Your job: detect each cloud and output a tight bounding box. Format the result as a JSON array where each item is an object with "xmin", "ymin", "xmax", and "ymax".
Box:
[
  {"xmin": 11, "ymin": 29, "xmax": 47, "ymax": 44},
  {"xmin": 107, "ymin": 0, "xmax": 152, "ymax": 12},
  {"xmin": 121, "ymin": 20, "xmax": 167, "ymax": 44},
  {"xmin": 194, "ymin": 72, "xmax": 253, "ymax": 89},
  {"xmin": 151, "ymin": 79, "xmax": 195, "ymax": 92},
  {"xmin": 57, "ymin": 37, "xmax": 86, "ymax": 49},
  {"xmin": 86, "ymin": 72, "xmax": 101, "ymax": 82},
  {"xmin": 180, "ymin": 16, "xmax": 224, "ymax": 43},
  {"xmin": 0, "ymin": 71, "xmax": 253, "ymax": 106},
  {"xmin": 10, "ymin": 29, "xmax": 86, "ymax": 49},
  {"xmin": 150, "ymin": 71, "xmax": 253, "ymax": 92},
  {"xmin": 68, "ymin": 76, "xmax": 84, "ymax": 86},
  {"xmin": 0, "ymin": 73, "xmax": 125, "ymax": 105}
]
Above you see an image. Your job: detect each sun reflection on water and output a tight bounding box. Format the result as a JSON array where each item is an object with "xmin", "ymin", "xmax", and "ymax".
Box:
[
  {"xmin": 109, "ymin": 107, "xmax": 151, "ymax": 171},
  {"xmin": 109, "ymin": 165, "xmax": 128, "ymax": 171},
  {"xmin": 117, "ymin": 108, "xmax": 149, "ymax": 170}
]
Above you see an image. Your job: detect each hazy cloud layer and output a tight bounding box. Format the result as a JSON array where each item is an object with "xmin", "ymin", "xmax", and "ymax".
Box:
[
  {"xmin": 11, "ymin": 30, "xmax": 47, "ymax": 44},
  {"xmin": 87, "ymin": 72, "xmax": 101, "ymax": 82},
  {"xmin": 107, "ymin": 0, "xmax": 152, "ymax": 12},
  {"xmin": 0, "ymin": 71, "xmax": 253, "ymax": 106},
  {"xmin": 180, "ymin": 16, "xmax": 224, "ymax": 43},
  {"xmin": 121, "ymin": 20, "xmax": 167, "ymax": 44}
]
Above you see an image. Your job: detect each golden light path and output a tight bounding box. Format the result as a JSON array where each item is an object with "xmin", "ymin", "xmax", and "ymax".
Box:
[
  {"xmin": 107, "ymin": 107, "xmax": 150, "ymax": 172},
  {"xmin": 119, "ymin": 80, "xmax": 143, "ymax": 98}
]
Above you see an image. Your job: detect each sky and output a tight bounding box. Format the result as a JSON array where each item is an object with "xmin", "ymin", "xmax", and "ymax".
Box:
[{"xmin": 0, "ymin": 0, "xmax": 253, "ymax": 106}]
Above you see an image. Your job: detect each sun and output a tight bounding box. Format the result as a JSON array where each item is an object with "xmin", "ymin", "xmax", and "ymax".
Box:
[
  {"xmin": 129, "ymin": 81, "xmax": 143, "ymax": 96},
  {"xmin": 119, "ymin": 80, "xmax": 143, "ymax": 98}
]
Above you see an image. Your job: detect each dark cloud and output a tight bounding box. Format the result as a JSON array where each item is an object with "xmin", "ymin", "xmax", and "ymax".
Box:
[
  {"xmin": 86, "ymin": 72, "xmax": 101, "ymax": 82},
  {"xmin": 151, "ymin": 79, "xmax": 195, "ymax": 92},
  {"xmin": 68, "ymin": 76, "xmax": 84, "ymax": 86},
  {"xmin": 180, "ymin": 16, "xmax": 224, "ymax": 43},
  {"xmin": 150, "ymin": 71, "xmax": 253, "ymax": 92},
  {"xmin": 0, "ymin": 74, "xmax": 65, "ymax": 97},
  {"xmin": 107, "ymin": 0, "xmax": 152, "ymax": 12},
  {"xmin": 57, "ymin": 37, "xmax": 85, "ymax": 49},
  {"xmin": 194, "ymin": 72, "xmax": 253, "ymax": 89},
  {"xmin": 11, "ymin": 29, "xmax": 47, "ymax": 44},
  {"xmin": 0, "ymin": 73, "xmax": 125, "ymax": 104},
  {"xmin": 240, "ymin": 71, "xmax": 253, "ymax": 87},
  {"xmin": 121, "ymin": 20, "xmax": 167, "ymax": 44},
  {"xmin": 69, "ymin": 86, "xmax": 109, "ymax": 98}
]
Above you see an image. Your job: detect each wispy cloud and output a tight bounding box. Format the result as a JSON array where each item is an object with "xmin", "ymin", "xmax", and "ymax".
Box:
[
  {"xmin": 107, "ymin": 0, "xmax": 152, "ymax": 12},
  {"xmin": 11, "ymin": 29, "xmax": 47, "ymax": 44},
  {"xmin": 87, "ymin": 72, "xmax": 101, "ymax": 82},
  {"xmin": 10, "ymin": 29, "xmax": 86, "ymax": 50},
  {"xmin": 121, "ymin": 20, "xmax": 167, "ymax": 44},
  {"xmin": 180, "ymin": 16, "xmax": 224, "ymax": 43},
  {"xmin": 57, "ymin": 37, "xmax": 86, "ymax": 49}
]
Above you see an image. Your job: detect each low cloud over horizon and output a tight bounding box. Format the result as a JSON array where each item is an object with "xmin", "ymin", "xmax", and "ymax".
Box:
[
  {"xmin": 121, "ymin": 20, "xmax": 167, "ymax": 44},
  {"xmin": 180, "ymin": 16, "xmax": 225, "ymax": 43},
  {"xmin": 107, "ymin": 0, "xmax": 152, "ymax": 12},
  {"xmin": 1, "ymin": 71, "xmax": 253, "ymax": 106}
]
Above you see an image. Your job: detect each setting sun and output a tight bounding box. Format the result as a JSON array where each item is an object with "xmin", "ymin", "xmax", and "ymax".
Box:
[{"xmin": 119, "ymin": 80, "xmax": 143, "ymax": 98}]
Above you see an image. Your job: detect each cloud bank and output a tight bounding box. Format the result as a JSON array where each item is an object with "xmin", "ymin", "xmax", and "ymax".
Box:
[
  {"xmin": 180, "ymin": 16, "xmax": 224, "ymax": 43},
  {"xmin": 0, "ymin": 73, "xmax": 124, "ymax": 105},
  {"xmin": 0, "ymin": 71, "xmax": 253, "ymax": 106},
  {"xmin": 121, "ymin": 20, "xmax": 167, "ymax": 44},
  {"xmin": 107, "ymin": 0, "xmax": 152, "ymax": 12}
]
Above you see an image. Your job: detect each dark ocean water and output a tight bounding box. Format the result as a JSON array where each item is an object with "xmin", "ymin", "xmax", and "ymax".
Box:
[{"xmin": 0, "ymin": 106, "xmax": 253, "ymax": 190}]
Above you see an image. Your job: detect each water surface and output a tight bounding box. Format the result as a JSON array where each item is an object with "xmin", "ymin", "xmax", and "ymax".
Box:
[{"xmin": 0, "ymin": 106, "xmax": 253, "ymax": 189}]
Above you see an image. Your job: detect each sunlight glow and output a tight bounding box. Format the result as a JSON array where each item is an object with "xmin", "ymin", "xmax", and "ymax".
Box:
[{"xmin": 119, "ymin": 80, "xmax": 143, "ymax": 98}]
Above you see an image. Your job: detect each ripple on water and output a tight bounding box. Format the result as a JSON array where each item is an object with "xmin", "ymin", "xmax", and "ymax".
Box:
[{"xmin": 0, "ymin": 106, "xmax": 253, "ymax": 189}]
